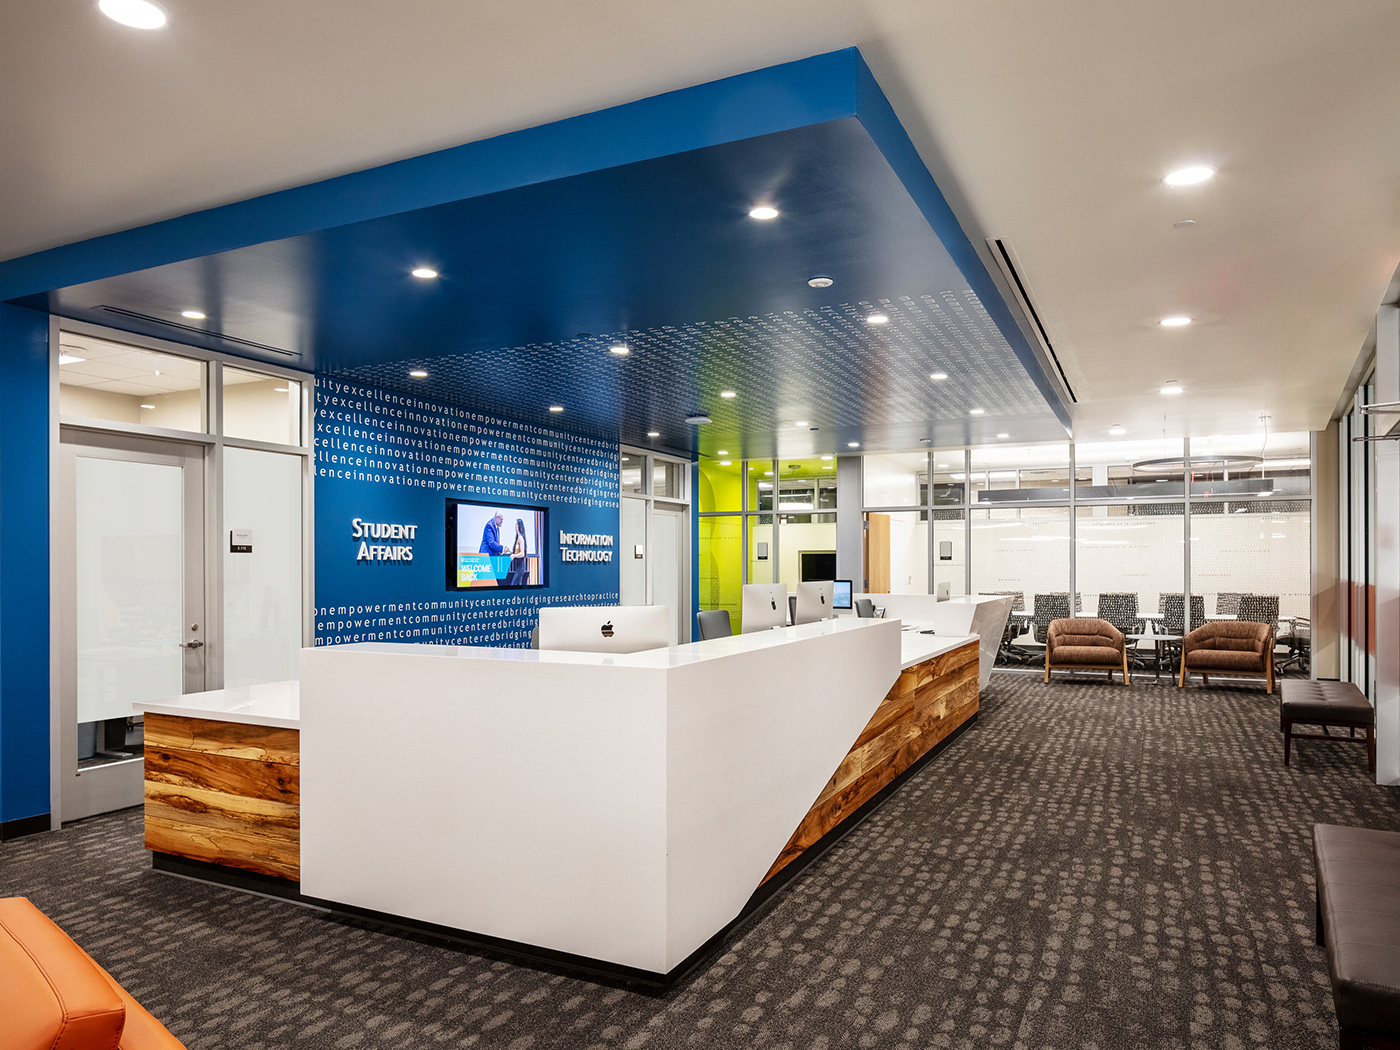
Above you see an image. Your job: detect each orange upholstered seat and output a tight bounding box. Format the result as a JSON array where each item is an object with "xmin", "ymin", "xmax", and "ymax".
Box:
[{"xmin": 0, "ymin": 897, "xmax": 186, "ymax": 1050}]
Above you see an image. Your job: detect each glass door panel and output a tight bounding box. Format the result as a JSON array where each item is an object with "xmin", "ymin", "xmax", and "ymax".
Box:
[{"xmin": 60, "ymin": 431, "xmax": 205, "ymax": 821}]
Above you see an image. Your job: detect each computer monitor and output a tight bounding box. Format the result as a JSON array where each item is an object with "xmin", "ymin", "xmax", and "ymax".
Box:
[
  {"xmin": 537, "ymin": 605, "xmax": 671, "ymax": 654},
  {"xmin": 795, "ymin": 581, "xmax": 834, "ymax": 624},
  {"xmin": 740, "ymin": 583, "xmax": 789, "ymax": 634},
  {"xmin": 832, "ymin": 580, "xmax": 853, "ymax": 610}
]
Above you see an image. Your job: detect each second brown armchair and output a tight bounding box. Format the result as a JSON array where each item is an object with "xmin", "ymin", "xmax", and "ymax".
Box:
[
  {"xmin": 1045, "ymin": 618, "xmax": 1130, "ymax": 684},
  {"xmin": 1178, "ymin": 620, "xmax": 1274, "ymax": 693}
]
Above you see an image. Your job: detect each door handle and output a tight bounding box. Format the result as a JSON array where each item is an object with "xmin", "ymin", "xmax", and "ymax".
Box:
[{"xmin": 179, "ymin": 639, "xmax": 204, "ymax": 649}]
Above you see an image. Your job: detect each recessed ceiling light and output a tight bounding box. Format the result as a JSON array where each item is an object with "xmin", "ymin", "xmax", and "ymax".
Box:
[
  {"xmin": 821, "ymin": 455, "xmax": 833, "ymax": 461},
  {"xmin": 720, "ymin": 390, "xmax": 737, "ymax": 399},
  {"xmin": 1160, "ymin": 382, "xmax": 1184, "ymax": 395},
  {"xmin": 181, "ymin": 310, "xmax": 205, "ymax": 320},
  {"xmin": 1159, "ymin": 315, "xmax": 1192, "ymax": 327},
  {"xmin": 930, "ymin": 372, "xmax": 948, "ymax": 381},
  {"xmin": 58, "ymin": 353, "xmax": 85, "ymax": 365},
  {"xmin": 609, "ymin": 345, "xmax": 630, "ymax": 355},
  {"xmin": 97, "ymin": 0, "xmax": 167, "ymax": 30},
  {"xmin": 685, "ymin": 414, "xmax": 713, "ymax": 425},
  {"xmin": 1172, "ymin": 219, "xmax": 1197, "ymax": 229},
  {"xmin": 140, "ymin": 403, "xmax": 155, "ymax": 409},
  {"xmin": 795, "ymin": 420, "xmax": 809, "ymax": 427},
  {"xmin": 748, "ymin": 205, "xmax": 779, "ymax": 221},
  {"xmin": 409, "ymin": 369, "xmax": 429, "ymax": 378},
  {"xmin": 807, "ymin": 276, "xmax": 834, "ymax": 289},
  {"xmin": 970, "ymin": 408, "xmax": 985, "ymax": 415},
  {"xmin": 621, "ymin": 456, "xmax": 630, "ymax": 462},
  {"xmin": 273, "ymin": 386, "xmax": 289, "ymax": 392},
  {"xmin": 548, "ymin": 405, "xmax": 564, "ymax": 413},
  {"xmin": 411, "ymin": 267, "xmax": 438, "ymax": 279},
  {"xmin": 937, "ymin": 463, "xmax": 948, "ymax": 468},
  {"xmin": 763, "ymin": 471, "xmax": 774, "ymax": 476},
  {"xmin": 1163, "ymin": 165, "xmax": 1216, "ymax": 186},
  {"xmin": 153, "ymin": 369, "xmax": 160, "ymax": 376},
  {"xmin": 997, "ymin": 433, "xmax": 1010, "ymax": 439},
  {"xmin": 646, "ymin": 431, "xmax": 660, "ymax": 438},
  {"xmin": 720, "ymin": 460, "xmax": 732, "ymax": 466},
  {"xmin": 848, "ymin": 442, "xmax": 860, "ymax": 448},
  {"xmin": 866, "ymin": 313, "xmax": 889, "ymax": 325},
  {"xmin": 1108, "ymin": 425, "xmax": 1127, "ymax": 436}
]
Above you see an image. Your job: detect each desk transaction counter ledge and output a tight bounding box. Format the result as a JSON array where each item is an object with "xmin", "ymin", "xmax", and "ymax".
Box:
[{"xmin": 135, "ymin": 614, "xmax": 997, "ymax": 984}]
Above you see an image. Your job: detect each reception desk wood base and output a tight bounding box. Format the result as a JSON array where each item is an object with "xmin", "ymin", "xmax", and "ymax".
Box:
[
  {"xmin": 143, "ymin": 713, "xmax": 301, "ymax": 882},
  {"xmin": 763, "ymin": 639, "xmax": 979, "ymax": 883}
]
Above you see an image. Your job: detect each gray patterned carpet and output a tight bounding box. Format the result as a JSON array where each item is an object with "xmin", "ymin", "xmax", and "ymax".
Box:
[{"xmin": 4, "ymin": 673, "xmax": 1397, "ymax": 1049}]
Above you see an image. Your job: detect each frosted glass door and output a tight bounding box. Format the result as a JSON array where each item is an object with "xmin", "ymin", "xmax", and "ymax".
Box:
[
  {"xmin": 74, "ymin": 458, "xmax": 185, "ymax": 723},
  {"xmin": 652, "ymin": 507, "xmax": 685, "ymax": 644},
  {"xmin": 60, "ymin": 431, "xmax": 205, "ymax": 822}
]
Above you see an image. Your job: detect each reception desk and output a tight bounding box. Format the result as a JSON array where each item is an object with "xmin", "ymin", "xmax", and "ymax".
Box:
[{"xmin": 137, "ymin": 619, "xmax": 981, "ymax": 984}]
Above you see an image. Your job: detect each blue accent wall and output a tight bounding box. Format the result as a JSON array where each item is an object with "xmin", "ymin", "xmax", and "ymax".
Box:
[
  {"xmin": 0, "ymin": 304, "xmax": 50, "ymax": 826},
  {"xmin": 313, "ymin": 379, "xmax": 619, "ymax": 647}
]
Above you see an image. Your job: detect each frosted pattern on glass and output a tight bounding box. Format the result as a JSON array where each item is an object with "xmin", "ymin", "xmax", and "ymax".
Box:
[
  {"xmin": 224, "ymin": 448, "xmax": 303, "ymax": 685},
  {"xmin": 75, "ymin": 457, "xmax": 184, "ymax": 723}
]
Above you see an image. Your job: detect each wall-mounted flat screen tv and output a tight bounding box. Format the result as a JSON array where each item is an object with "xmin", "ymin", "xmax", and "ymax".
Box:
[{"xmin": 446, "ymin": 499, "xmax": 548, "ymax": 590}]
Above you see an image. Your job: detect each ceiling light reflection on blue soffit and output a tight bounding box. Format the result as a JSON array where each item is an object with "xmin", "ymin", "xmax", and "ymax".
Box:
[{"xmin": 2, "ymin": 49, "xmax": 1070, "ymax": 452}]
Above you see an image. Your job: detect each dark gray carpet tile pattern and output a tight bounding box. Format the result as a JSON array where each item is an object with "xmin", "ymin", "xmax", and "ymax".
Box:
[{"xmin": 2, "ymin": 673, "xmax": 1397, "ymax": 1049}]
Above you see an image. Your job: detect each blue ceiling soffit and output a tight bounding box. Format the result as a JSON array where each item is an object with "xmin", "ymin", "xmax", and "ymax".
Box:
[{"xmin": 2, "ymin": 49, "xmax": 1071, "ymax": 455}]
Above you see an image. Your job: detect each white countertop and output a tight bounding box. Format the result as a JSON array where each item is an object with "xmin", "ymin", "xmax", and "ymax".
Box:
[
  {"xmin": 333, "ymin": 616, "xmax": 898, "ymax": 670},
  {"xmin": 129, "ymin": 618, "xmax": 967, "ymax": 729},
  {"xmin": 134, "ymin": 680, "xmax": 300, "ymax": 729},
  {"xmin": 896, "ymin": 625, "xmax": 978, "ymax": 669}
]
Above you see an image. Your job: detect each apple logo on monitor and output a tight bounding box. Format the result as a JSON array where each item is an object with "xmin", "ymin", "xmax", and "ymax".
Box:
[{"xmin": 601, "ymin": 621, "xmax": 615, "ymax": 638}]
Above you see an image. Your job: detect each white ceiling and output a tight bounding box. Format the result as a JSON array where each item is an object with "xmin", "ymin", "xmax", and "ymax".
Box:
[{"xmin": 5, "ymin": 0, "xmax": 1399, "ymax": 441}]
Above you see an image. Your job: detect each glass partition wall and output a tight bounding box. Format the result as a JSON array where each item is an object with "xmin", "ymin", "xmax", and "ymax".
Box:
[{"xmin": 698, "ymin": 433, "xmax": 1314, "ymax": 674}]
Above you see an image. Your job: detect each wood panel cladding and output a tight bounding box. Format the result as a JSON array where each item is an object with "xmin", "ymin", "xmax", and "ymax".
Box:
[
  {"xmin": 143, "ymin": 713, "xmax": 300, "ymax": 881},
  {"xmin": 762, "ymin": 640, "xmax": 979, "ymax": 884}
]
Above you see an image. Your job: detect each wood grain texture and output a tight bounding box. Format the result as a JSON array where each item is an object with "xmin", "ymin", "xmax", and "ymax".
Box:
[
  {"xmin": 144, "ymin": 713, "xmax": 300, "ymax": 765},
  {"xmin": 762, "ymin": 640, "xmax": 979, "ymax": 884},
  {"xmin": 143, "ymin": 713, "xmax": 300, "ymax": 880}
]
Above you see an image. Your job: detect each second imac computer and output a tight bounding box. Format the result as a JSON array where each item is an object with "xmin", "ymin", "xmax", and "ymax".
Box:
[
  {"xmin": 741, "ymin": 583, "xmax": 789, "ymax": 633},
  {"xmin": 795, "ymin": 581, "xmax": 835, "ymax": 625}
]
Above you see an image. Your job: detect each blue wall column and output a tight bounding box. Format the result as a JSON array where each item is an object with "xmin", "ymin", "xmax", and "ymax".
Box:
[{"xmin": 0, "ymin": 304, "xmax": 51, "ymax": 838}]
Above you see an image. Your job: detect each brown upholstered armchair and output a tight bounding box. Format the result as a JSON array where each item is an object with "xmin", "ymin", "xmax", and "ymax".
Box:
[
  {"xmin": 1045, "ymin": 618, "xmax": 1129, "ymax": 684},
  {"xmin": 1178, "ymin": 620, "xmax": 1274, "ymax": 693}
]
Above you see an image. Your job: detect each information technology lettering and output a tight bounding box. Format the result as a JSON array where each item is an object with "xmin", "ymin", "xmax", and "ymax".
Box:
[{"xmin": 559, "ymin": 531, "xmax": 614, "ymax": 563}]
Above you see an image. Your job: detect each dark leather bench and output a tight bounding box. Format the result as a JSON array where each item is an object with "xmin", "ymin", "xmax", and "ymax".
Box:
[
  {"xmin": 1281, "ymin": 680, "xmax": 1375, "ymax": 772},
  {"xmin": 1314, "ymin": 825, "xmax": 1400, "ymax": 1049}
]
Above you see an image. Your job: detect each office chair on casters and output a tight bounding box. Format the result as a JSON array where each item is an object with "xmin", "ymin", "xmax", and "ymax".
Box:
[
  {"xmin": 696, "ymin": 609, "xmax": 733, "ymax": 640},
  {"xmin": 855, "ymin": 598, "xmax": 876, "ymax": 618}
]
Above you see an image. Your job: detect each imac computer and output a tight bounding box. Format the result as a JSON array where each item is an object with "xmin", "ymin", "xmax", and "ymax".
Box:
[
  {"xmin": 740, "ymin": 583, "xmax": 789, "ymax": 634},
  {"xmin": 832, "ymin": 580, "xmax": 853, "ymax": 611},
  {"xmin": 537, "ymin": 605, "xmax": 670, "ymax": 654},
  {"xmin": 795, "ymin": 580, "xmax": 835, "ymax": 624}
]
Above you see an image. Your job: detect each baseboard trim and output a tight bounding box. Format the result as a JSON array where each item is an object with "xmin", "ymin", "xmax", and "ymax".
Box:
[{"xmin": 1, "ymin": 813, "xmax": 52, "ymax": 841}]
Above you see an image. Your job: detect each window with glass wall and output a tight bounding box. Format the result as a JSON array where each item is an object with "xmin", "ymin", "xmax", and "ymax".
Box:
[
  {"xmin": 776, "ymin": 458, "xmax": 837, "ymax": 592},
  {"xmin": 58, "ymin": 334, "xmax": 206, "ymax": 432}
]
